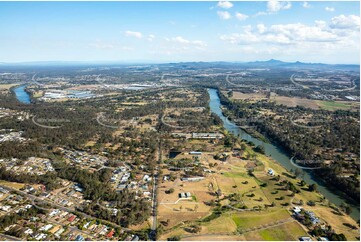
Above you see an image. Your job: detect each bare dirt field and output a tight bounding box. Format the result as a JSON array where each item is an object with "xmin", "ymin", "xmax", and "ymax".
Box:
[
  {"xmin": 271, "ymin": 96, "xmax": 320, "ymax": 109},
  {"xmin": 231, "ymin": 91, "xmax": 268, "ymax": 101}
]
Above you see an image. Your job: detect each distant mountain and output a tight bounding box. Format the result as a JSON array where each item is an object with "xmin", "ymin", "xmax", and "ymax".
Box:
[{"xmin": 0, "ymin": 59, "xmax": 358, "ymax": 71}]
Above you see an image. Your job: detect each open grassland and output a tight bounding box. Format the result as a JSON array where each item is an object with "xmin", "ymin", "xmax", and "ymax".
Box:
[
  {"xmin": 244, "ymin": 221, "xmax": 307, "ymax": 241},
  {"xmin": 270, "ymin": 95, "xmax": 359, "ymax": 111},
  {"xmin": 317, "ymin": 100, "xmax": 360, "ymax": 111},
  {"xmin": 157, "ymin": 177, "xmax": 213, "ymax": 227},
  {"xmin": 0, "ymin": 83, "xmax": 19, "ymax": 90},
  {"xmin": 185, "ymin": 235, "xmax": 245, "ymax": 241},
  {"xmin": 201, "ymin": 215, "xmax": 237, "ymax": 234},
  {"xmin": 231, "ymin": 91, "xmax": 268, "ymax": 101},
  {"xmin": 271, "ymin": 96, "xmax": 320, "ymax": 109},
  {"xmin": 231, "ymin": 209, "xmax": 290, "ymax": 229},
  {"xmin": 0, "ymin": 180, "xmax": 25, "ymax": 189},
  {"xmin": 158, "ymin": 137, "xmax": 360, "ymax": 240},
  {"xmin": 311, "ymin": 206, "xmax": 360, "ymax": 241}
]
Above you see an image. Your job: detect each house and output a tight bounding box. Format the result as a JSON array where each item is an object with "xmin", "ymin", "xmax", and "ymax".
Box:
[
  {"xmin": 132, "ymin": 235, "xmax": 140, "ymax": 241},
  {"xmin": 112, "ymin": 209, "xmax": 118, "ymax": 216},
  {"xmin": 189, "ymin": 151, "xmax": 202, "ymax": 156},
  {"xmin": 0, "ymin": 205, "xmax": 11, "ymax": 212},
  {"xmin": 143, "ymin": 175, "xmax": 152, "ymax": 182},
  {"xmin": 192, "ymin": 133, "xmax": 223, "ymax": 139},
  {"xmin": 306, "ymin": 211, "xmax": 320, "ymax": 224},
  {"xmin": 179, "ymin": 193, "xmax": 186, "ymax": 198},
  {"xmin": 267, "ymin": 168, "xmax": 275, "ymax": 176},
  {"xmin": 75, "ymin": 235, "xmax": 85, "ymax": 241},
  {"xmin": 55, "ymin": 228, "xmax": 65, "ymax": 238},
  {"xmin": 24, "ymin": 228, "xmax": 33, "ymax": 235},
  {"xmin": 293, "ymin": 206, "xmax": 302, "ymax": 214},
  {"xmin": 40, "ymin": 224, "xmax": 53, "ymax": 232},
  {"xmin": 35, "ymin": 233, "xmax": 47, "ymax": 240},
  {"xmin": 318, "ymin": 237, "xmax": 329, "ymax": 241},
  {"xmin": 106, "ymin": 230, "xmax": 114, "ymax": 238},
  {"xmin": 68, "ymin": 215, "xmax": 76, "ymax": 222},
  {"xmin": 178, "ymin": 192, "xmax": 192, "ymax": 198},
  {"xmin": 181, "ymin": 177, "xmax": 204, "ymax": 182},
  {"xmin": 299, "ymin": 237, "xmax": 312, "ymax": 241},
  {"xmin": 143, "ymin": 192, "xmax": 151, "ymax": 197}
]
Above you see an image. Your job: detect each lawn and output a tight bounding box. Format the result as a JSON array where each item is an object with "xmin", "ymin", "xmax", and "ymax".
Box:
[
  {"xmin": 244, "ymin": 221, "xmax": 307, "ymax": 241},
  {"xmin": 317, "ymin": 100, "xmax": 358, "ymax": 111},
  {"xmin": 222, "ymin": 171, "xmax": 249, "ymax": 178},
  {"xmin": 201, "ymin": 215, "xmax": 237, "ymax": 234},
  {"xmin": 0, "ymin": 180, "xmax": 25, "ymax": 189},
  {"xmin": 231, "ymin": 209, "xmax": 291, "ymax": 229}
]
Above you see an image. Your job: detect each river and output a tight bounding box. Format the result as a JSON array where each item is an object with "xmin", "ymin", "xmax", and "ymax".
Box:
[
  {"xmin": 13, "ymin": 85, "xmax": 31, "ymax": 104},
  {"xmin": 207, "ymin": 88, "xmax": 359, "ymax": 221}
]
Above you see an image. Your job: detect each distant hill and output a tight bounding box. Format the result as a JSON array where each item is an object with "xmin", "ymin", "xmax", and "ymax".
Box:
[{"xmin": 0, "ymin": 59, "xmax": 359, "ymax": 72}]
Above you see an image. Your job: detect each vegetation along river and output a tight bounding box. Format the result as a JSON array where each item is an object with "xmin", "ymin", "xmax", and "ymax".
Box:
[{"xmin": 207, "ymin": 88, "xmax": 359, "ymax": 221}]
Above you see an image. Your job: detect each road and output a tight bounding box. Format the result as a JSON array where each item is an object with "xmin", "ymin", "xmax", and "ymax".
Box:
[
  {"xmin": 0, "ymin": 233, "xmax": 21, "ymax": 241},
  {"xmin": 224, "ymin": 73, "xmax": 246, "ymax": 87},
  {"xmin": 30, "ymin": 73, "xmax": 42, "ymax": 87},
  {"xmin": 149, "ymin": 134, "xmax": 162, "ymax": 241},
  {"xmin": 290, "ymin": 74, "xmax": 309, "ymax": 89},
  {"xmin": 329, "ymin": 78, "xmax": 357, "ymax": 92}
]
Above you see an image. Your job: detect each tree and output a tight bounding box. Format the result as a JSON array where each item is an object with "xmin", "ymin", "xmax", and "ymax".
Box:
[
  {"xmin": 340, "ymin": 203, "xmax": 352, "ymax": 215},
  {"xmin": 253, "ymin": 145, "xmax": 265, "ymax": 154},
  {"xmin": 309, "ymin": 183, "xmax": 317, "ymax": 192},
  {"xmin": 294, "ymin": 168, "xmax": 303, "ymax": 178},
  {"xmin": 167, "ymin": 236, "xmax": 181, "ymax": 241}
]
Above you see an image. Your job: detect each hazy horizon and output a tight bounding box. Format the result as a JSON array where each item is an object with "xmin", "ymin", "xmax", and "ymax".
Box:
[{"xmin": 0, "ymin": 58, "xmax": 360, "ymax": 66}]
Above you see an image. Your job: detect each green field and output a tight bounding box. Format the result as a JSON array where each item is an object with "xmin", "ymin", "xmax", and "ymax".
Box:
[
  {"xmin": 317, "ymin": 100, "xmax": 358, "ymax": 111},
  {"xmin": 231, "ymin": 209, "xmax": 290, "ymax": 229},
  {"xmin": 244, "ymin": 221, "xmax": 307, "ymax": 241}
]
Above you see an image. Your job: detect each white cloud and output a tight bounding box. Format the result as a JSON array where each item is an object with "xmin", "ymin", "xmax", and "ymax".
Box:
[
  {"xmin": 217, "ymin": 1, "xmax": 233, "ymax": 9},
  {"xmin": 267, "ymin": 1, "xmax": 292, "ymax": 13},
  {"xmin": 217, "ymin": 11, "xmax": 232, "ymax": 20},
  {"xmin": 325, "ymin": 7, "xmax": 335, "ymax": 12},
  {"xmin": 192, "ymin": 40, "xmax": 207, "ymax": 48},
  {"xmin": 253, "ymin": 11, "xmax": 268, "ymax": 17},
  {"xmin": 235, "ymin": 12, "xmax": 249, "ymax": 21},
  {"xmin": 168, "ymin": 36, "xmax": 207, "ymax": 48},
  {"xmin": 172, "ymin": 36, "xmax": 190, "ymax": 44},
  {"xmin": 219, "ymin": 18, "xmax": 360, "ymax": 47},
  {"xmin": 257, "ymin": 24, "xmax": 266, "ymax": 34},
  {"xmin": 124, "ymin": 30, "xmax": 143, "ymax": 39},
  {"xmin": 302, "ymin": 2, "xmax": 311, "ymax": 8},
  {"xmin": 315, "ymin": 20, "xmax": 328, "ymax": 29},
  {"xmin": 330, "ymin": 14, "xmax": 360, "ymax": 29},
  {"xmin": 147, "ymin": 34, "xmax": 155, "ymax": 41}
]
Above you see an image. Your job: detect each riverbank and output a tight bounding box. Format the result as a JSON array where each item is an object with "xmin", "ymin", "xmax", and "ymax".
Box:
[{"xmin": 207, "ymin": 88, "xmax": 359, "ymax": 221}]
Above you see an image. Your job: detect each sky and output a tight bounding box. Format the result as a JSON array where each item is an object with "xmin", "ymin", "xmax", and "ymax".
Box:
[{"xmin": 0, "ymin": 1, "xmax": 360, "ymax": 64}]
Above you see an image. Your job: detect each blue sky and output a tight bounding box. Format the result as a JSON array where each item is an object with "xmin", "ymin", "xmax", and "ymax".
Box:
[{"xmin": 0, "ymin": 1, "xmax": 359, "ymax": 64}]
